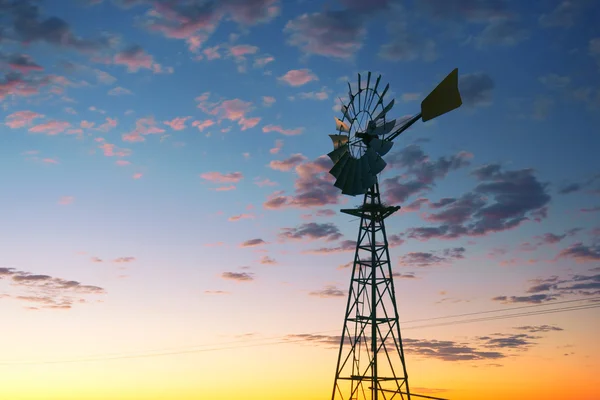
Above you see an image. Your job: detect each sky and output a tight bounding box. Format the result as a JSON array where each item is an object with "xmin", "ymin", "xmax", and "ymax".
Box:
[{"xmin": 0, "ymin": 0, "xmax": 599, "ymax": 399}]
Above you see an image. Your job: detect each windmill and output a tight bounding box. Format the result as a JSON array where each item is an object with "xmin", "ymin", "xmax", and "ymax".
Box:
[{"xmin": 328, "ymin": 69, "xmax": 463, "ymax": 400}]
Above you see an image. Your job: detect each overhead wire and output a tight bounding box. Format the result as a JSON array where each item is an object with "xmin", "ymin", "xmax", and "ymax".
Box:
[{"xmin": 0, "ymin": 296, "xmax": 597, "ymax": 365}]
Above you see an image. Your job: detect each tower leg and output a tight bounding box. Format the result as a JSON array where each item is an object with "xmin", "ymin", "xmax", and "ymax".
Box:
[{"xmin": 332, "ymin": 182, "xmax": 411, "ymax": 400}]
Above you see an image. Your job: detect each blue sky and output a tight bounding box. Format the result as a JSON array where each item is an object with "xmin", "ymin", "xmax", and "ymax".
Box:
[{"xmin": 0, "ymin": 1, "xmax": 599, "ymax": 399}]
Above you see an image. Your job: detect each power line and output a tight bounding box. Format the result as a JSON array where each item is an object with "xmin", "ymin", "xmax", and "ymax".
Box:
[{"xmin": 1, "ymin": 296, "xmax": 597, "ymax": 365}]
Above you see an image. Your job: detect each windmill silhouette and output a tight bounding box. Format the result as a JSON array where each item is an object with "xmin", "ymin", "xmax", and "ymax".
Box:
[{"xmin": 328, "ymin": 69, "xmax": 463, "ymax": 400}]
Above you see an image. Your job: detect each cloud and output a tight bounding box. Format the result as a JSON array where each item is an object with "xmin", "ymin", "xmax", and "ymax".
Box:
[
  {"xmin": 308, "ymin": 285, "xmax": 346, "ymax": 298},
  {"xmin": 475, "ymin": 18, "xmax": 529, "ymax": 48},
  {"xmin": 279, "ymin": 222, "xmax": 342, "ymax": 242},
  {"xmin": 254, "ymin": 55, "xmax": 274, "ymax": 68},
  {"xmin": 379, "ymin": 19, "xmax": 437, "ymax": 62},
  {"xmin": 5, "ymin": 111, "xmax": 44, "ymax": 128},
  {"xmin": 539, "ymin": 1, "xmax": 578, "ymax": 28},
  {"xmin": 262, "ymin": 124, "xmax": 304, "ymax": 136},
  {"xmin": 201, "ymin": 171, "xmax": 243, "ymax": 183},
  {"xmin": 269, "ymin": 153, "xmax": 307, "ymax": 171},
  {"xmin": 538, "ymin": 73, "xmax": 571, "ymax": 90},
  {"xmin": 113, "ymin": 45, "xmax": 159, "ymax": 72},
  {"xmin": 403, "ymin": 338, "xmax": 504, "ymax": 361},
  {"xmin": 164, "ymin": 116, "xmax": 191, "ymax": 131},
  {"xmin": 58, "ymin": 196, "xmax": 75, "ymax": 205},
  {"xmin": 203, "ymin": 45, "xmax": 221, "ymax": 60},
  {"xmin": 278, "ymin": 69, "xmax": 318, "ymax": 86},
  {"xmin": 259, "ymin": 255, "xmax": 277, "ymax": 265},
  {"xmin": 203, "ymin": 98, "xmax": 261, "ymax": 130},
  {"xmin": 113, "ymin": 257, "xmax": 136, "ymax": 263},
  {"xmin": 263, "ymin": 156, "xmax": 340, "ymax": 209},
  {"xmin": 228, "ymin": 213, "xmax": 254, "ymax": 222},
  {"xmin": 297, "ymin": 87, "xmax": 330, "ymax": 100},
  {"xmin": 492, "ymin": 272, "xmax": 600, "ymax": 303},
  {"xmin": 270, "ymin": 139, "xmax": 284, "ymax": 154},
  {"xmin": 28, "ymin": 120, "xmax": 71, "ymax": 135},
  {"xmin": 304, "ymin": 239, "xmax": 356, "ymax": 255},
  {"xmin": 262, "ymin": 96, "xmax": 276, "ymax": 107},
  {"xmin": 204, "ymin": 290, "xmax": 230, "ymax": 295},
  {"xmin": 406, "ymin": 165, "xmax": 551, "ymax": 241},
  {"xmin": 221, "ymin": 272, "xmax": 254, "ymax": 282},
  {"xmin": 459, "ymin": 73, "xmax": 494, "ymax": 107},
  {"xmin": 557, "ymin": 174, "xmax": 600, "ymax": 195},
  {"xmin": 1, "ymin": 0, "xmax": 110, "ymax": 52},
  {"xmin": 122, "ymin": 116, "xmax": 166, "ymax": 142},
  {"xmin": 108, "ymin": 86, "xmax": 133, "ymax": 95},
  {"xmin": 192, "ymin": 119, "xmax": 215, "ymax": 132},
  {"xmin": 254, "ymin": 178, "xmax": 278, "ymax": 187},
  {"xmin": 240, "ymin": 238, "xmax": 267, "ymax": 247},
  {"xmin": 398, "ymin": 247, "xmax": 465, "ymax": 267},
  {"xmin": 0, "ymin": 266, "xmax": 105, "ymax": 310},
  {"xmin": 284, "ymin": 11, "xmax": 365, "ymax": 59},
  {"xmin": 514, "ymin": 325, "xmax": 563, "ymax": 333},
  {"xmin": 581, "ymin": 206, "xmax": 600, "ymax": 213},
  {"xmin": 133, "ymin": 173, "xmax": 143, "ymax": 179},
  {"xmin": 5, "ymin": 54, "xmax": 44, "ymax": 73},
  {"xmin": 229, "ymin": 44, "xmax": 259, "ymax": 58},
  {"xmin": 383, "ymin": 145, "xmax": 472, "ymax": 203},
  {"xmin": 142, "ymin": 0, "xmax": 280, "ymax": 42},
  {"xmin": 557, "ymin": 242, "xmax": 600, "ymax": 262}
]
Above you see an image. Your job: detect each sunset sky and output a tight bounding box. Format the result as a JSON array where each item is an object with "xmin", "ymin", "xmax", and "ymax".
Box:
[{"xmin": 1, "ymin": 0, "xmax": 599, "ymax": 399}]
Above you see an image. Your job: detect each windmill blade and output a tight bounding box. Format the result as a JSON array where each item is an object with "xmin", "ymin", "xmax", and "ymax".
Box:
[
  {"xmin": 369, "ymin": 119, "xmax": 397, "ymax": 136},
  {"xmin": 349, "ymin": 157, "xmax": 364, "ymax": 195},
  {"xmin": 421, "ymin": 68, "xmax": 462, "ymax": 122},
  {"xmin": 329, "ymin": 151, "xmax": 350, "ymax": 178},
  {"xmin": 379, "ymin": 83, "xmax": 390, "ymax": 104},
  {"xmin": 329, "ymin": 134, "xmax": 349, "ymax": 150},
  {"xmin": 358, "ymin": 155, "xmax": 372, "ymax": 193},
  {"xmin": 365, "ymin": 147, "xmax": 386, "ymax": 175},
  {"xmin": 341, "ymin": 104, "xmax": 352, "ymax": 121},
  {"xmin": 334, "ymin": 117, "xmax": 350, "ymax": 133},
  {"xmin": 357, "ymin": 73, "xmax": 362, "ymax": 110},
  {"xmin": 338, "ymin": 157, "xmax": 357, "ymax": 193},
  {"xmin": 374, "ymin": 99, "xmax": 395, "ymax": 121},
  {"xmin": 341, "ymin": 158, "xmax": 357, "ymax": 195},
  {"xmin": 328, "ymin": 145, "xmax": 349, "ymax": 165},
  {"xmin": 370, "ymin": 137, "xmax": 394, "ymax": 156}
]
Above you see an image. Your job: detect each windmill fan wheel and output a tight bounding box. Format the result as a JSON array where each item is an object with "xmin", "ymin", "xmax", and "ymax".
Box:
[{"xmin": 328, "ymin": 72, "xmax": 397, "ymax": 196}]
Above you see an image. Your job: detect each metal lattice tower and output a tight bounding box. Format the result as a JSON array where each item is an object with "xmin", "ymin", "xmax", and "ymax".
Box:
[
  {"xmin": 325, "ymin": 69, "xmax": 462, "ymax": 400},
  {"xmin": 332, "ymin": 182, "xmax": 410, "ymax": 400}
]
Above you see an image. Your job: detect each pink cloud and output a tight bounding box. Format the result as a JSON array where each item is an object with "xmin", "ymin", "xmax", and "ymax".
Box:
[
  {"xmin": 97, "ymin": 117, "xmax": 118, "ymax": 132},
  {"xmin": 122, "ymin": 116, "xmax": 166, "ymax": 142},
  {"xmin": 115, "ymin": 160, "xmax": 131, "ymax": 166},
  {"xmin": 200, "ymin": 171, "xmax": 243, "ymax": 183},
  {"xmin": 254, "ymin": 178, "xmax": 278, "ymax": 187},
  {"xmin": 228, "ymin": 213, "xmax": 255, "ymax": 221},
  {"xmin": 239, "ymin": 116, "xmax": 261, "ymax": 131},
  {"xmin": 80, "ymin": 120, "xmax": 95, "ymax": 129},
  {"xmin": 214, "ymin": 185, "xmax": 236, "ymax": 191},
  {"xmin": 133, "ymin": 173, "xmax": 143, "ymax": 179},
  {"xmin": 270, "ymin": 139, "xmax": 284, "ymax": 154},
  {"xmin": 230, "ymin": 44, "xmax": 259, "ymax": 58},
  {"xmin": 202, "ymin": 46, "xmax": 221, "ymax": 60},
  {"xmin": 164, "ymin": 116, "xmax": 191, "ymax": 131},
  {"xmin": 254, "ymin": 55, "xmax": 275, "ymax": 68},
  {"xmin": 187, "ymin": 35, "xmax": 207, "ymax": 52},
  {"xmin": 42, "ymin": 158, "xmax": 59, "ymax": 164},
  {"xmin": 113, "ymin": 45, "xmax": 156, "ymax": 72},
  {"xmin": 278, "ymin": 69, "xmax": 318, "ymax": 86},
  {"xmin": 108, "ymin": 86, "xmax": 133, "ymax": 96},
  {"xmin": 7, "ymin": 54, "xmax": 44, "ymax": 73},
  {"xmin": 262, "ymin": 96, "xmax": 276, "ymax": 106},
  {"xmin": 269, "ymin": 153, "xmax": 307, "ymax": 171},
  {"xmin": 98, "ymin": 142, "xmax": 131, "ymax": 157},
  {"xmin": 28, "ymin": 120, "xmax": 71, "ymax": 135},
  {"xmin": 58, "ymin": 196, "xmax": 75, "ymax": 205},
  {"xmin": 192, "ymin": 119, "xmax": 215, "ymax": 131},
  {"xmin": 262, "ymin": 124, "xmax": 303, "ymax": 136},
  {"xmin": 5, "ymin": 111, "xmax": 44, "ymax": 128}
]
